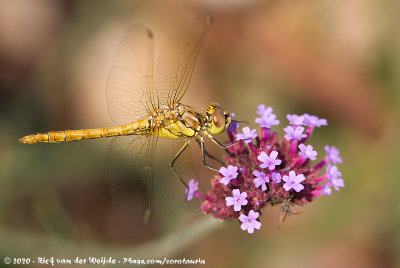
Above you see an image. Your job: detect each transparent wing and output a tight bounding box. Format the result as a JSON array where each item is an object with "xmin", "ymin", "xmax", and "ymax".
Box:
[
  {"xmin": 155, "ymin": 10, "xmax": 212, "ymax": 107},
  {"xmin": 106, "ymin": 25, "xmax": 157, "ymax": 125},
  {"xmin": 105, "ymin": 135, "xmax": 156, "ymax": 233}
]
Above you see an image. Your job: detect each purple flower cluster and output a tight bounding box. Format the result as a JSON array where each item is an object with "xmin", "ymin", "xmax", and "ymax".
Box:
[{"xmin": 186, "ymin": 105, "xmax": 344, "ymax": 234}]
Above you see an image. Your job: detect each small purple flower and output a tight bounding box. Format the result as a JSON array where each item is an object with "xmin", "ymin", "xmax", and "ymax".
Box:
[
  {"xmin": 330, "ymin": 177, "xmax": 345, "ymax": 191},
  {"xmin": 303, "ymin": 114, "xmax": 328, "ymax": 127},
  {"xmin": 227, "ymin": 121, "xmax": 238, "ymax": 132},
  {"xmin": 325, "ymin": 145, "xmax": 343, "ymax": 164},
  {"xmin": 257, "ymin": 104, "xmax": 273, "ymax": 116},
  {"xmin": 252, "ymin": 170, "xmax": 270, "ymax": 191},
  {"xmin": 321, "ymin": 184, "xmax": 332, "ymax": 195},
  {"xmin": 271, "ymin": 172, "xmax": 282, "ymax": 183},
  {"xmin": 326, "ymin": 164, "xmax": 344, "ymax": 191},
  {"xmin": 284, "ymin": 126, "xmax": 307, "ymax": 141},
  {"xmin": 298, "ymin": 143, "xmax": 317, "ymax": 160},
  {"xmin": 236, "ymin": 127, "xmax": 257, "ymax": 144},
  {"xmin": 225, "ymin": 189, "xmax": 248, "ymax": 211},
  {"xmin": 219, "ymin": 165, "xmax": 239, "ymax": 185},
  {"xmin": 239, "ymin": 210, "xmax": 261, "ymax": 233},
  {"xmin": 282, "ymin": 171, "xmax": 305, "ymax": 192},
  {"xmin": 257, "ymin": 151, "xmax": 282, "ymax": 170},
  {"xmin": 287, "ymin": 114, "xmax": 305, "ymax": 126},
  {"xmin": 326, "ymin": 164, "xmax": 342, "ymax": 179},
  {"xmin": 255, "ymin": 113, "xmax": 280, "ymax": 128},
  {"xmin": 185, "ymin": 179, "xmax": 199, "ymax": 201},
  {"xmin": 227, "ymin": 113, "xmax": 238, "ymax": 132}
]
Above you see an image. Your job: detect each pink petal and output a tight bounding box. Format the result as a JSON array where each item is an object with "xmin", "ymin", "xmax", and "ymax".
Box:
[
  {"xmin": 283, "ymin": 183, "xmax": 292, "ymax": 191},
  {"xmin": 239, "ymin": 214, "xmax": 247, "ymax": 222},
  {"xmin": 293, "ymin": 184, "xmax": 304, "ymax": 192}
]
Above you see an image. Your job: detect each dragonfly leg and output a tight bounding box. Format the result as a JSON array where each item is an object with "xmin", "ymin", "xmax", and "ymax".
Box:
[
  {"xmin": 195, "ymin": 139, "xmax": 225, "ymax": 166},
  {"xmin": 198, "ymin": 136, "xmax": 219, "ymax": 172},
  {"xmin": 170, "ymin": 140, "xmax": 191, "ymax": 188},
  {"xmin": 205, "ymin": 132, "xmax": 246, "ymax": 149}
]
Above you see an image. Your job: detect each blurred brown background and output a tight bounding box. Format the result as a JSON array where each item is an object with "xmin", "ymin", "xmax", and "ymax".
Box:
[{"xmin": 0, "ymin": 0, "xmax": 399, "ymax": 267}]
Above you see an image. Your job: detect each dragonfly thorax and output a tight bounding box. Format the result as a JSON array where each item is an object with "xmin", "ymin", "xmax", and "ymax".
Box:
[{"xmin": 151, "ymin": 104, "xmax": 202, "ymax": 139}]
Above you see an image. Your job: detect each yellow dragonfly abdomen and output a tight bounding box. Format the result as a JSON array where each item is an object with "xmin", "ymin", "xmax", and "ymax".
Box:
[{"xmin": 19, "ymin": 119, "xmax": 153, "ymax": 144}]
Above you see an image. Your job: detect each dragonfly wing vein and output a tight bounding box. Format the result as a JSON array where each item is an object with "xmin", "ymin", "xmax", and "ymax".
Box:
[
  {"xmin": 106, "ymin": 25, "xmax": 157, "ymax": 125},
  {"xmin": 155, "ymin": 10, "xmax": 212, "ymax": 107}
]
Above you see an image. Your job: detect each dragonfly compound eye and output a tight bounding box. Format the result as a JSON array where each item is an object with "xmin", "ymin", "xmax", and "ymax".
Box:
[{"xmin": 209, "ymin": 109, "xmax": 226, "ymax": 134}]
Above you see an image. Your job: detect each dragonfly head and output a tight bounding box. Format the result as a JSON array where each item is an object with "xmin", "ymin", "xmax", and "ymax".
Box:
[{"xmin": 205, "ymin": 103, "xmax": 232, "ymax": 135}]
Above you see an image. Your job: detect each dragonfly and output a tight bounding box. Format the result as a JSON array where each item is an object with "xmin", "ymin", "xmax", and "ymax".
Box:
[{"xmin": 19, "ymin": 11, "xmax": 241, "ymax": 230}]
